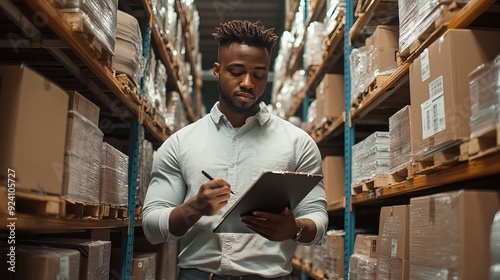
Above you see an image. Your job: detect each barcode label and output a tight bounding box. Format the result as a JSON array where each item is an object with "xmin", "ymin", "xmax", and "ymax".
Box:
[
  {"xmin": 433, "ymin": 95, "xmax": 446, "ymax": 134},
  {"xmin": 429, "ymin": 76, "xmax": 443, "ymax": 98},
  {"xmin": 421, "ymin": 49, "xmax": 430, "ymax": 81},
  {"xmin": 57, "ymin": 255, "xmax": 69, "ymax": 280},
  {"xmin": 421, "ymin": 83, "xmax": 446, "ymax": 139},
  {"xmin": 391, "ymin": 239, "xmax": 397, "ymax": 258},
  {"xmin": 422, "ymin": 100, "xmax": 433, "ymax": 139}
]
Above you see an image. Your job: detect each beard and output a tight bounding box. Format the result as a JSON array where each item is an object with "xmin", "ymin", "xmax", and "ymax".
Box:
[{"xmin": 218, "ymin": 81, "xmax": 264, "ymax": 115}]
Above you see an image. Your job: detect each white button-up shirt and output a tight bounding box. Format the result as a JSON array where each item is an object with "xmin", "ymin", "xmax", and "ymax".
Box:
[{"xmin": 142, "ymin": 102, "xmax": 328, "ymax": 277}]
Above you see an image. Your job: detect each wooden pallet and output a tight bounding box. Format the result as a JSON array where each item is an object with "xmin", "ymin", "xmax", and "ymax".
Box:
[
  {"xmin": 323, "ymin": 14, "xmax": 345, "ymax": 48},
  {"xmin": 398, "ymin": 1, "xmax": 466, "ymax": 61},
  {"xmin": 466, "ymin": 124, "xmax": 500, "ymax": 160},
  {"xmin": 413, "ymin": 142, "xmax": 464, "ymax": 175},
  {"xmin": 153, "ymin": 111, "xmax": 167, "ymax": 132},
  {"xmin": 64, "ymin": 199, "xmax": 100, "ymax": 218},
  {"xmin": 367, "ymin": 74, "xmax": 391, "ymax": 95},
  {"xmin": 311, "ymin": 268, "xmax": 325, "ymax": 279},
  {"xmin": 116, "ymin": 73, "xmax": 141, "ymax": 105},
  {"xmin": 311, "ymin": 116, "xmax": 340, "ymax": 138},
  {"xmin": 351, "ymin": 175, "xmax": 389, "ymax": 195},
  {"xmin": 60, "ymin": 11, "xmax": 114, "ymax": 71},
  {"xmin": 99, "ymin": 204, "xmax": 128, "ymax": 219},
  {"xmin": 0, "ymin": 187, "xmax": 127, "ymax": 219},
  {"xmin": 351, "ymin": 74, "xmax": 391, "ymax": 109},
  {"xmin": 0, "ymin": 187, "xmax": 64, "ymax": 217},
  {"xmin": 307, "ymin": 65, "xmax": 320, "ymax": 77},
  {"xmin": 388, "ymin": 163, "xmax": 413, "ymax": 185}
]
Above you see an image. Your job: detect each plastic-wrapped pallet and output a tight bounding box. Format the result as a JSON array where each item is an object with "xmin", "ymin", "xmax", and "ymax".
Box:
[
  {"xmin": 1, "ymin": 245, "xmax": 80, "ymax": 280},
  {"xmin": 294, "ymin": 245, "xmax": 313, "ymax": 268},
  {"xmin": 410, "ymin": 190, "xmax": 500, "ymax": 279},
  {"xmin": 349, "ymin": 254, "xmax": 377, "ymax": 280},
  {"xmin": 491, "ymin": 211, "xmax": 500, "ymax": 279},
  {"xmin": 166, "ymin": 91, "xmax": 188, "ymax": 133},
  {"xmin": 274, "ymin": 70, "xmax": 307, "ymax": 118},
  {"xmin": 144, "ymin": 49, "xmax": 155, "ymax": 99},
  {"xmin": 304, "ymin": 21, "xmax": 325, "ymax": 70},
  {"xmin": 349, "ymin": 234, "xmax": 378, "ymax": 280},
  {"xmin": 377, "ymin": 205, "xmax": 410, "ymax": 280},
  {"xmin": 398, "ymin": 0, "xmax": 470, "ymax": 56},
  {"xmin": 137, "ymin": 132, "xmax": 154, "ymax": 208},
  {"xmin": 323, "ymin": 0, "xmax": 345, "ymax": 38},
  {"xmin": 469, "ymin": 54, "xmax": 500, "ymax": 139},
  {"xmin": 351, "ymin": 131, "xmax": 390, "ymax": 186},
  {"xmin": 389, "ymin": 105, "xmax": 412, "ymax": 174},
  {"xmin": 350, "ymin": 46, "xmax": 368, "ymax": 103},
  {"xmin": 325, "ymin": 230, "xmax": 345, "ymax": 279},
  {"xmin": 365, "ymin": 25, "xmax": 399, "ymax": 88},
  {"xmin": 59, "ymin": 0, "xmax": 118, "ymax": 55},
  {"xmin": 63, "ymin": 110, "xmax": 103, "ymax": 204},
  {"xmin": 311, "ymin": 240, "xmax": 327, "ymax": 277},
  {"xmin": 154, "ymin": 60, "xmax": 169, "ymax": 119},
  {"xmin": 100, "ymin": 142, "xmax": 128, "ymax": 207},
  {"xmin": 113, "ymin": 10, "xmax": 145, "ymax": 87}
]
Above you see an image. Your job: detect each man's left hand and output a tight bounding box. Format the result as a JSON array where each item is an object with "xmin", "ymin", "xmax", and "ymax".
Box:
[{"xmin": 241, "ymin": 207, "xmax": 299, "ymax": 242}]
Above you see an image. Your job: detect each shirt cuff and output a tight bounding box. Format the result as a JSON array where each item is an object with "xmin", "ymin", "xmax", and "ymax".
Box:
[{"xmin": 296, "ymin": 213, "xmax": 328, "ymax": 245}]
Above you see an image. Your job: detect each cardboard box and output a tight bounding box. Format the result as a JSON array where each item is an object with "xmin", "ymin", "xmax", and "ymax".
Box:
[
  {"xmin": 325, "ymin": 235, "xmax": 345, "ymax": 279},
  {"xmin": 389, "ymin": 106, "xmax": 412, "ymax": 173},
  {"xmin": 133, "ymin": 236, "xmax": 179, "ymax": 280},
  {"xmin": 319, "ymin": 74, "xmax": 345, "ymax": 119},
  {"xmin": 377, "ymin": 257, "xmax": 409, "ymax": 280},
  {"xmin": 378, "ymin": 205, "xmax": 409, "ymax": 260},
  {"xmin": 354, "ymin": 234, "xmax": 378, "ymax": 259},
  {"xmin": 0, "ymin": 64, "xmax": 68, "ymax": 195},
  {"xmin": 366, "ymin": 25, "xmax": 399, "ymax": 77},
  {"xmin": 322, "ymin": 156, "xmax": 345, "ymax": 205},
  {"xmin": 63, "ymin": 110, "xmax": 103, "ymax": 204},
  {"xmin": 409, "ymin": 190, "xmax": 500, "ymax": 279},
  {"xmin": 100, "ymin": 142, "xmax": 128, "ymax": 206},
  {"xmin": 1, "ymin": 245, "xmax": 80, "ymax": 280},
  {"xmin": 409, "ymin": 29, "xmax": 500, "ymax": 158},
  {"xmin": 67, "ymin": 90, "xmax": 100, "ymax": 126},
  {"xmin": 376, "ymin": 205, "xmax": 410, "ymax": 280},
  {"xmin": 132, "ymin": 252, "xmax": 157, "ymax": 280},
  {"xmin": 23, "ymin": 238, "xmax": 111, "ymax": 280}
]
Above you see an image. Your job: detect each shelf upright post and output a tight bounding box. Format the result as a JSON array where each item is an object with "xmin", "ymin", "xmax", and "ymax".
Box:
[
  {"xmin": 121, "ymin": 117, "xmax": 141, "ymax": 280},
  {"xmin": 343, "ymin": 0, "xmax": 355, "ymax": 278},
  {"xmin": 120, "ymin": 17, "xmax": 152, "ymax": 280},
  {"xmin": 302, "ymin": 0, "xmax": 310, "ymax": 123}
]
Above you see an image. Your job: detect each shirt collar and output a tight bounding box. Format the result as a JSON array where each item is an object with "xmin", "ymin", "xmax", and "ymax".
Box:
[{"xmin": 210, "ymin": 101, "xmax": 271, "ymax": 126}]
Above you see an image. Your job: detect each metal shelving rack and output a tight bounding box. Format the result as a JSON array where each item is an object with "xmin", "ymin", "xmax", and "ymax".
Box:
[
  {"xmin": 283, "ymin": 0, "xmax": 500, "ymax": 278},
  {"xmin": 0, "ymin": 1, "xmax": 201, "ymax": 279}
]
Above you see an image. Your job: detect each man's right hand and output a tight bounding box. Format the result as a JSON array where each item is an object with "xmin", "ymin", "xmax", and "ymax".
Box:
[
  {"xmin": 169, "ymin": 178, "xmax": 231, "ymax": 236},
  {"xmin": 192, "ymin": 178, "xmax": 232, "ymax": 216}
]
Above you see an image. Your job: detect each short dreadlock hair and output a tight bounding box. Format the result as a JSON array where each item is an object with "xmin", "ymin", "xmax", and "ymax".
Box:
[{"xmin": 212, "ymin": 20, "xmax": 278, "ymax": 54}]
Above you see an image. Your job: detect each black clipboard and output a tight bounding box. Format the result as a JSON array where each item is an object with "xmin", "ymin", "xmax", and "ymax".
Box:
[{"xmin": 212, "ymin": 171, "xmax": 323, "ymax": 233}]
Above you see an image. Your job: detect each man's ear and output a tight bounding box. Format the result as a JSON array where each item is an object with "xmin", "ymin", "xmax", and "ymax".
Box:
[{"xmin": 213, "ymin": 62, "xmax": 220, "ymax": 79}]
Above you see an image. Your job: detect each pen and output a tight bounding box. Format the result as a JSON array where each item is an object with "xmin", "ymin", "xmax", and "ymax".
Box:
[{"xmin": 202, "ymin": 170, "xmax": 235, "ymax": 195}]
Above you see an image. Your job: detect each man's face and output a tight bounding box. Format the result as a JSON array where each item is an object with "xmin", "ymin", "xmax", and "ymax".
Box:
[{"xmin": 213, "ymin": 43, "xmax": 270, "ymax": 115}]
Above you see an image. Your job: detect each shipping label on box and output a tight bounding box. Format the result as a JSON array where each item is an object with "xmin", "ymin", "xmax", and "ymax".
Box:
[
  {"xmin": 409, "ymin": 29, "xmax": 500, "ymax": 158},
  {"xmin": 421, "ymin": 76, "xmax": 446, "ymax": 139}
]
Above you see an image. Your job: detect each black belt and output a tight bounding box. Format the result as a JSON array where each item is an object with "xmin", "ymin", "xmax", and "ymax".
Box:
[{"xmin": 178, "ymin": 268, "xmax": 291, "ymax": 280}]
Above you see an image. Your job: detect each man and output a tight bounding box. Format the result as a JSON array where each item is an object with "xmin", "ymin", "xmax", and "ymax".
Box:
[{"xmin": 142, "ymin": 20, "xmax": 328, "ymax": 279}]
